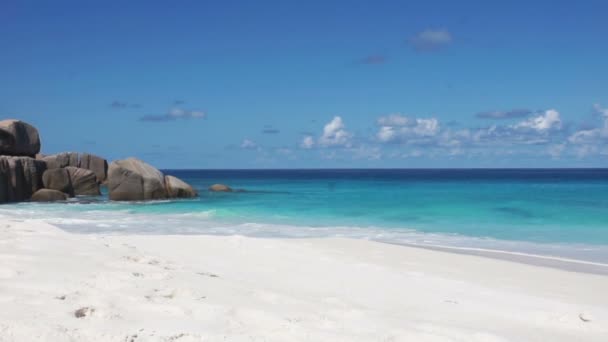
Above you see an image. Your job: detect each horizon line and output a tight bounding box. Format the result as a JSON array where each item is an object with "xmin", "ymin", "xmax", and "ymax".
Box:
[{"xmin": 160, "ymin": 167, "xmax": 608, "ymax": 171}]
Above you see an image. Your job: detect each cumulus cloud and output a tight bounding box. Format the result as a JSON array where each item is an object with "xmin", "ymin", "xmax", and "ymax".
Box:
[
  {"xmin": 512, "ymin": 109, "xmax": 561, "ymax": 132},
  {"xmin": 476, "ymin": 109, "xmax": 532, "ymax": 119},
  {"xmin": 408, "ymin": 29, "xmax": 452, "ymax": 52},
  {"xmin": 373, "ymin": 111, "xmax": 566, "ymax": 155},
  {"xmin": 139, "ymin": 107, "xmax": 206, "ymax": 122},
  {"xmin": 376, "ymin": 114, "xmax": 440, "ymax": 143},
  {"xmin": 294, "ymin": 105, "xmax": 607, "ymax": 161},
  {"xmin": 298, "ymin": 116, "xmax": 353, "ymax": 149},
  {"xmin": 318, "ymin": 116, "xmax": 352, "ymax": 147},
  {"xmin": 464, "ymin": 110, "xmax": 568, "ymax": 150}
]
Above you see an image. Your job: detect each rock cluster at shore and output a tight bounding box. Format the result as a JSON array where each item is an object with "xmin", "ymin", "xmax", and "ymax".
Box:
[
  {"xmin": 108, "ymin": 158, "xmax": 197, "ymax": 201},
  {"xmin": 0, "ymin": 119, "xmax": 198, "ymax": 203}
]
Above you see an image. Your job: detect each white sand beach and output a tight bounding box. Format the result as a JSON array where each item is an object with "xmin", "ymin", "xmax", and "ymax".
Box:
[{"xmin": 1, "ymin": 218, "xmax": 607, "ymax": 342}]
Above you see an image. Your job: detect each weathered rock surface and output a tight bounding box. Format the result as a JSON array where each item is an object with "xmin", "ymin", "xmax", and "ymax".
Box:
[
  {"xmin": 0, "ymin": 119, "xmax": 41, "ymax": 157},
  {"xmin": 0, "ymin": 156, "xmax": 46, "ymax": 202},
  {"xmin": 165, "ymin": 175, "xmax": 198, "ymax": 198},
  {"xmin": 209, "ymin": 184, "xmax": 233, "ymax": 192},
  {"xmin": 108, "ymin": 158, "xmax": 168, "ymax": 201},
  {"xmin": 0, "ymin": 118, "xmax": 197, "ymax": 203},
  {"xmin": 0, "ymin": 120, "xmax": 111, "ymax": 203},
  {"xmin": 42, "ymin": 152, "xmax": 107, "ymax": 183},
  {"xmin": 79, "ymin": 153, "xmax": 108, "ymax": 183},
  {"xmin": 42, "ymin": 168, "xmax": 74, "ymax": 197},
  {"xmin": 41, "ymin": 152, "xmax": 78, "ymax": 169},
  {"xmin": 19, "ymin": 157, "xmax": 47, "ymax": 197},
  {"xmin": 31, "ymin": 189, "xmax": 68, "ymax": 202},
  {"xmin": 65, "ymin": 167, "xmax": 100, "ymax": 196}
]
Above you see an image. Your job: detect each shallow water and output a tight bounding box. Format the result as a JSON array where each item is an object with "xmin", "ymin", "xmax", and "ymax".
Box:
[{"xmin": 1, "ymin": 169, "xmax": 608, "ymax": 263}]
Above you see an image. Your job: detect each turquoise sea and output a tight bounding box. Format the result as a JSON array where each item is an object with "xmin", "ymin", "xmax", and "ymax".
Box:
[{"xmin": 1, "ymin": 169, "xmax": 608, "ymax": 263}]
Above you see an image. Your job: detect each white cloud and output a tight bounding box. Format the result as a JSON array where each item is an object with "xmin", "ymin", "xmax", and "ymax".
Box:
[
  {"xmin": 140, "ymin": 107, "xmax": 207, "ymax": 122},
  {"xmin": 376, "ymin": 126, "xmax": 395, "ymax": 142},
  {"xmin": 463, "ymin": 110, "xmax": 564, "ymax": 148},
  {"xmin": 168, "ymin": 108, "xmax": 206, "ymax": 119},
  {"xmin": 594, "ymin": 103, "xmax": 608, "ymax": 117},
  {"xmin": 168, "ymin": 108, "xmax": 184, "ymax": 118},
  {"xmin": 438, "ymin": 129, "xmax": 471, "ymax": 147},
  {"xmin": 568, "ymin": 129, "xmax": 599, "ymax": 144},
  {"xmin": 318, "ymin": 116, "xmax": 352, "ymax": 147},
  {"xmin": 292, "ymin": 105, "xmax": 608, "ymax": 161},
  {"xmin": 568, "ymin": 104, "xmax": 608, "ymax": 144},
  {"xmin": 513, "ymin": 109, "xmax": 561, "ymax": 132},
  {"xmin": 376, "ymin": 114, "xmax": 440, "ymax": 143},
  {"xmin": 409, "ymin": 29, "xmax": 452, "ymax": 51},
  {"xmin": 413, "ymin": 118, "xmax": 440, "ymax": 136},
  {"xmin": 240, "ymin": 139, "xmax": 257, "ymax": 149},
  {"xmin": 300, "ymin": 135, "xmax": 314, "ymax": 149}
]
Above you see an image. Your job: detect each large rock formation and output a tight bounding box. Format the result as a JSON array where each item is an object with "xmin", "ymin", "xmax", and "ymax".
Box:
[
  {"xmin": 0, "ymin": 119, "xmax": 197, "ymax": 203},
  {"xmin": 0, "ymin": 120, "xmax": 41, "ymax": 157},
  {"xmin": 42, "ymin": 168, "xmax": 74, "ymax": 197},
  {"xmin": 108, "ymin": 158, "xmax": 198, "ymax": 201},
  {"xmin": 108, "ymin": 158, "xmax": 168, "ymax": 201},
  {"xmin": 0, "ymin": 156, "xmax": 46, "ymax": 202},
  {"xmin": 165, "ymin": 175, "xmax": 197, "ymax": 198},
  {"xmin": 65, "ymin": 166, "xmax": 100, "ymax": 196},
  {"xmin": 31, "ymin": 189, "xmax": 68, "ymax": 202},
  {"xmin": 42, "ymin": 152, "xmax": 108, "ymax": 183}
]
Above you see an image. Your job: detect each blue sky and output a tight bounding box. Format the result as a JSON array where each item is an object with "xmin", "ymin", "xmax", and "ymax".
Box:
[{"xmin": 1, "ymin": 0, "xmax": 607, "ymax": 168}]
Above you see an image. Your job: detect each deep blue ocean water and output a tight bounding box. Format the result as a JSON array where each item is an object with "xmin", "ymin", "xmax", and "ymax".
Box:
[{"xmin": 2, "ymin": 169, "xmax": 608, "ymax": 262}]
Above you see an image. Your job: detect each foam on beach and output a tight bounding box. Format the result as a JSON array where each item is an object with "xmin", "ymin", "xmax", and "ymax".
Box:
[{"xmin": 2, "ymin": 202, "xmax": 608, "ymax": 269}]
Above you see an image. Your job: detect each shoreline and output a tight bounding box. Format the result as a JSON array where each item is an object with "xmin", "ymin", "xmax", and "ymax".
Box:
[
  {"xmin": 51, "ymin": 220, "xmax": 608, "ymax": 275},
  {"xmin": 389, "ymin": 241, "xmax": 608, "ymax": 276},
  {"xmin": 1, "ymin": 218, "xmax": 607, "ymax": 341}
]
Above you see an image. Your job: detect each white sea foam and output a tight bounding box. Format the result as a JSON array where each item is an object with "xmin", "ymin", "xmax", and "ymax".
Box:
[{"xmin": 1, "ymin": 203, "xmax": 608, "ymax": 264}]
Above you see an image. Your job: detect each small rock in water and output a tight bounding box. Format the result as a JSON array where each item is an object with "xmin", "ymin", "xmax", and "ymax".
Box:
[
  {"xmin": 579, "ymin": 312, "xmax": 592, "ymax": 322},
  {"xmin": 209, "ymin": 184, "xmax": 233, "ymax": 192},
  {"xmin": 74, "ymin": 307, "xmax": 94, "ymax": 318}
]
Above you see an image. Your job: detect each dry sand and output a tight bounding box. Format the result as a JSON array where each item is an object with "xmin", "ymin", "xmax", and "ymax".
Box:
[{"xmin": 1, "ymin": 218, "xmax": 607, "ymax": 341}]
